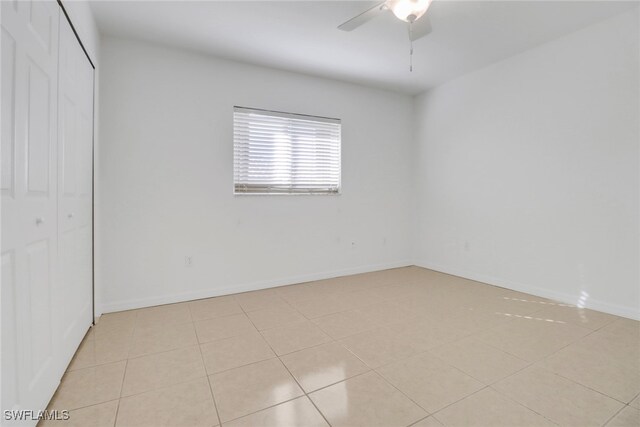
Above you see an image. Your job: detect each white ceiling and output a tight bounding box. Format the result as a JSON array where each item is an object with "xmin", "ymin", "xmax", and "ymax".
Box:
[{"xmin": 89, "ymin": 1, "xmax": 638, "ymax": 94}]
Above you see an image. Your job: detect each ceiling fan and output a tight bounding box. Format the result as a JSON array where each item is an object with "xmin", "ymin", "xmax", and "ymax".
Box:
[
  {"xmin": 338, "ymin": 0, "xmax": 434, "ymax": 71},
  {"xmin": 338, "ymin": 0, "xmax": 433, "ymax": 41}
]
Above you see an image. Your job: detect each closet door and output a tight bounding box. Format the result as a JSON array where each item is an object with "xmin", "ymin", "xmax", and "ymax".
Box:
[
  {"xmin": 55, "ymin": 6, "xmax": 94, "ymax": 370},
  {"xmin": 1, "ymin": 0, "xmax": 61, "ymax": 418}
]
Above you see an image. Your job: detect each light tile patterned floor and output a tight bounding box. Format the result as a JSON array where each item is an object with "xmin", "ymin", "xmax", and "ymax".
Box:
[{"xmin": 42, "ymin": 267, "xmax": 640, "ymax": 427}]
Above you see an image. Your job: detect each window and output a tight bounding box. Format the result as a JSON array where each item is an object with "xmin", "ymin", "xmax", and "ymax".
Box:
[{"xmin": 233, "ymin": 106, "xmax": 341, "ymax": 195}]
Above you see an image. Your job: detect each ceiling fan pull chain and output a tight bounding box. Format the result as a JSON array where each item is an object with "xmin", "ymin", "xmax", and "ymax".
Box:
[{"xmin": 409, "ymin": 21, "xmax": 414, "ymax": 72}]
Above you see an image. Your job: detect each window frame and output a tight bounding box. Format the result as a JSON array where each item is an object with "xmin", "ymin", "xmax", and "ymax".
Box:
[{"xmin": 233, "ymin": 106, "xmax": 342, "ymax": 196}]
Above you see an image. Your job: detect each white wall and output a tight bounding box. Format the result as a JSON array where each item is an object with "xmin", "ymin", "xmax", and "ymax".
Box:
[
  {"xmin": 413, "ymin": 9, "xmax": 640, "ymax": 319},
  {"xmin": 97, "ymin": 37, "xmax": 414, "ymax": 313}
]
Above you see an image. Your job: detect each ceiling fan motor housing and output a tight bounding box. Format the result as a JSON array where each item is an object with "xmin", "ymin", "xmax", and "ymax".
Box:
[{"xmin": 387, "ymin": 0, "xmax": 433, "ymax": 23}]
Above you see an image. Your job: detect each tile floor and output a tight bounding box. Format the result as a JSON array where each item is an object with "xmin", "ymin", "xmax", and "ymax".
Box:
[{"xmin": 42, "ymin": 267, "xmax": 640, "ymax": 427}]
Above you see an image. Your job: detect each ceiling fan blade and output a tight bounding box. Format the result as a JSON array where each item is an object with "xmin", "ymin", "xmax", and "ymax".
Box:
[
  {"xmin": 410, "ymin": 15, "xmax": 433, "ymax": 41},
  {"xmin": 338, "ymin": 2, "xmax": 386, "ymax": 31}
]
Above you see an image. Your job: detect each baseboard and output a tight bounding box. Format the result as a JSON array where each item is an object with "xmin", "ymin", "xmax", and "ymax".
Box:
[
  {"xmin": 415, "ymin": 260, "xmax": 640, "ymax": 321},
  {"xmin": 99, "ymin": 259, "xmax": 413, "ymax": 314}
]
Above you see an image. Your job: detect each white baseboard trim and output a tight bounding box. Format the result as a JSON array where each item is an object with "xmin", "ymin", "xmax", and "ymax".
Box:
[
  {"xmin": 415, "ymin": 260, "xmax": 640, "ymax": 321},
  {"xmin": 99, "ymin": 259, "xmax": 414, "ymax": 314}
]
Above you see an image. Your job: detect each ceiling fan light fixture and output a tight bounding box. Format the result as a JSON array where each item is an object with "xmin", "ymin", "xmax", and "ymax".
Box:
[{"xmin": 386, "ymin": 0, "xmax": 433, "ymax": 23}]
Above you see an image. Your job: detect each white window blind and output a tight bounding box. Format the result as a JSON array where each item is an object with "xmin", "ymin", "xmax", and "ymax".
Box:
[{"xmin": 233, "ymin": 106, "xmax": 341, "ymax": 195}]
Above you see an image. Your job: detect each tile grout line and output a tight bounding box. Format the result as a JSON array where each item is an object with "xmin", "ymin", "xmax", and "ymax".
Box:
[
  {"xmin": 545, "ymin": 369, "xmax": 634, "ymax": 406},
  {"xmin": 198, "ymin": 348, "xmax": 223, "ymax": 426},
  {"xmin": 216, "ymin": 395, "xmax": 314, "ymax": 426},
  {"xmin": 67, "ymin": 334, "xmax": 542, "ymax": 422},
  {"xmin": 429, "ymin": 385, "xmax": 491, "ymax": 422},
  {"xmin": 300, "ymin": 368, "xmax": 373, "ymax": 395},
  {"xmin": 482, "ymin": 384, "xmax": 560, "ymax": 426},
  {"xmin": 240, "ymin": 297, "xmax": 334, "ymax": 427},
  {"xmin": 369, "ymin": 344, "xmax": 502, "ymax": 421},
  {"xmin": 305, "ymin": 394, "xmax": 334, "ymax": 427},
  {"xmin": 265, "ymin": 310, "xmax": 459, "ymax": 426},
  {"xmin": 479, "ymin": 359, "xmax": 625, "ymax": 425},
  {"xmin": 47, "ymin": 398, "xmax": 121, "ymax": 425},
  {"xmin": 278, "ymin": 355, "xmax": 334, "ymax": 427},
  {"xmin": 427, "ymin": 380, "xmax": 561, "ymax": 427},
  {"xmin": 331, "ymin": 302, "xmax": 625, "ymax": 425},
  {"xmin": 97, "ymin": 312, "xmax": 370, "ymax": 425},
  {"xmin": 330, "ymin": 334, "xmax": 437, "ymax": 421},
  {"xmin": 372, "ymin": 371, "xmax": 437, "ymax": 421},
  {"xmin": 72, "ymin": 308, "xmax": 245, "ymax": 412},
  {"xmin": 407, "ymin": 415, "xmax": 433, "ymax": 427},
  {"xmin": 468, "ymin": 316, "xmax": 598, "ymax": 369},
  {"xmin": 67, "ymin": 347, "xmax": 302, "ymax": 417},
  {"xmin": 51, "ymin": 357, "xmax": 130, "ymax": 415},
  {"xmin": 325, "ymin": 307, "xmax": 540, "ymax": 421},
  {"xmin": 66, "ymin": 270, "xmax": 637, "ymax": 427},
  {"xmin": 117, "ymin": 374, "xmax": 211, "ymax": 403},
  {"xmin": 116, "ymin": 310, "xmax": 138, "ymax": 425},
  {"xmin": 87, "ymin": 336, "xmax": 338, "ymax": 406},
  {"xmin": 593, "ymin": 399, "xmax": 627, "ymax": 427},
  {"xmin": 112, "ymin": 358, "xmax": 128, "ymax": 427},
  {"xmin": 482, "ymin": 319, "xmax": 634, "ymax": 404},
  {"xmin": 72, "ymin": 337, "xmax": 635, "ymax": 422},
  {"xmin": 442, "ymin": 319, "xmax": 630, "ymax": 422},
  {"xmin": 426, "ymin": 338, "xmax": 534, "ymax": 384}
]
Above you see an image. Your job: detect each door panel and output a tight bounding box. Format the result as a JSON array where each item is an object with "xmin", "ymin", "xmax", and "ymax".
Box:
[
  {"xmin": 58, "ymin": 229, "xmax": 77, "ymax": 338},
  {"xmin": 25, "ymin": 239, "xmax": 53, "ymax": 384},
  {"xmin": 27, "ymin": 0, "xmax": 54, "ymax": 53},
  {"xmin": 79, "ymin": 112, "xmax": 92, "ymax": 197},
  {"xmin": 1, "ymin": 28, "xmax": 16, "ymax": 195},
  {"xmin": 26, "ymin": 59, "xmax": 52, "ymax": 195},
  {"xmin": 55, "ymin": 5, "xmax": 94, "ymax": 369},
  {"xmin": 1, "ymin": 1, "xmax": 62, "ymax": 423},
  {"xmin": 61, "ymin": 95, "xmax": 77, "ymax": 196},
  {"xmin": 1, "ymin": 250, "xmax": 18, "ymax": 415}
]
